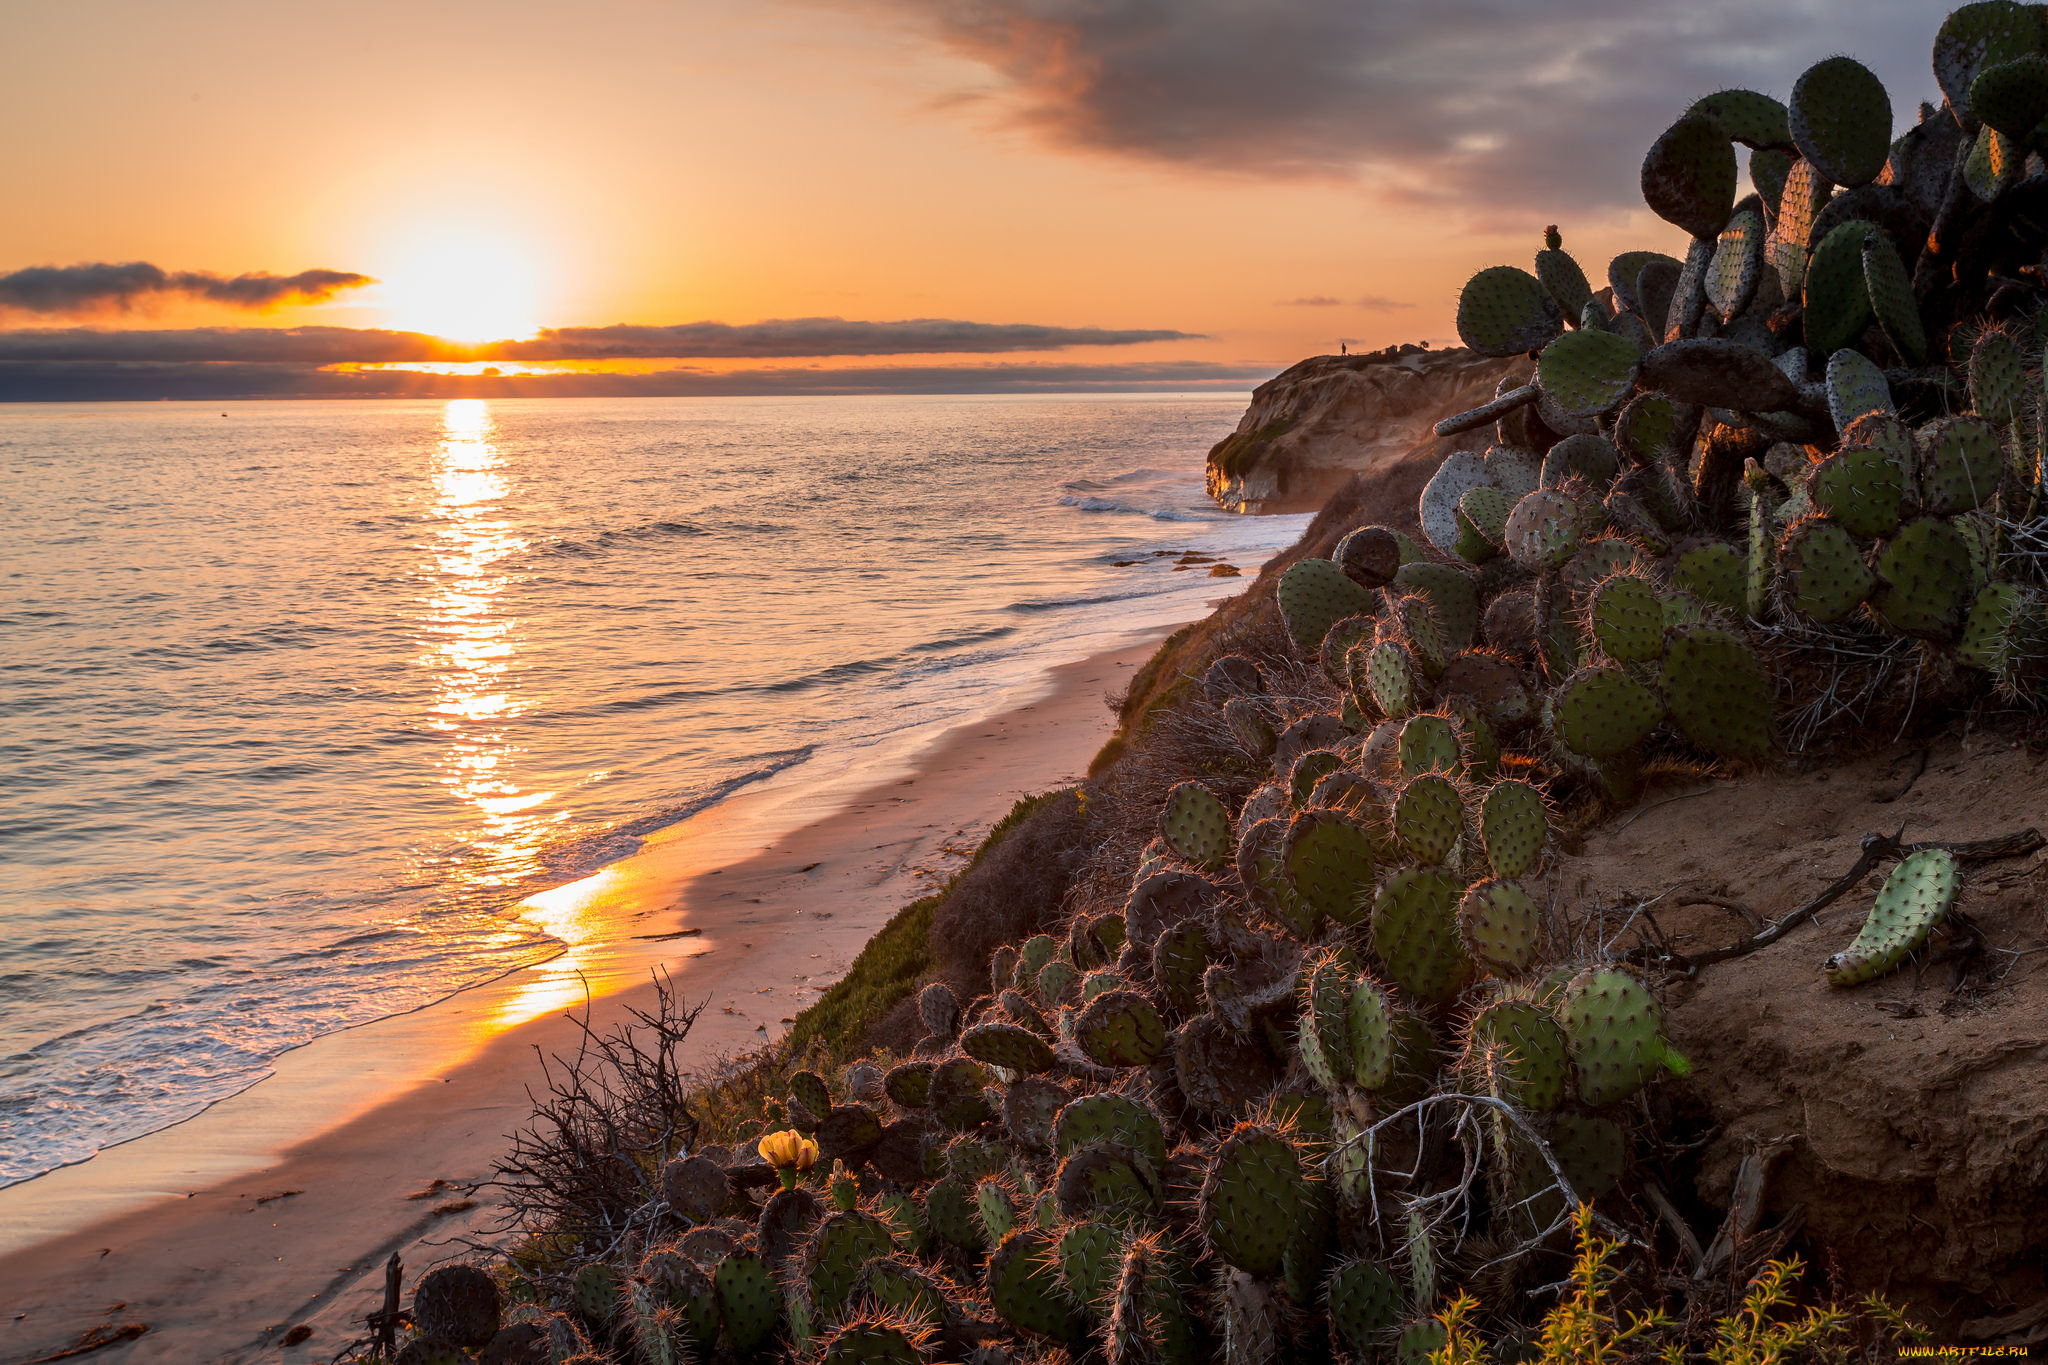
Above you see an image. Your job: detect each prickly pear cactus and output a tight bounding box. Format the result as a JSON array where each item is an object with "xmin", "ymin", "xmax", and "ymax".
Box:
[
  {"xmin": 1825, "ymin": 848, "xmax": 1963, "ymax": 985},
  {"xmin": 1559, "ymin": 968, "xmax": 1693, "ymax": 1108}
]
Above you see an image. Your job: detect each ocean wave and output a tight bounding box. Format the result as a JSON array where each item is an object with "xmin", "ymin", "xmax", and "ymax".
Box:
[
  {"xmin": 1056, "ymin": 494, "xmax": 1210, "ymax": 522},
  {"xmin": 536, "ymin": 748, "xmax": 815, "ymax": 879},
  {"xmin": 1004, "ymin": 590, "xmax": 1145, "ymax": 615}
]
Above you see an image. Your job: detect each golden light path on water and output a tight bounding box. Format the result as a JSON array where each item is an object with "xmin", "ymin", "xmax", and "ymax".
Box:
[{"xmin": 416, "ymin": 398, "xmax": 602, "ymax": 1028}]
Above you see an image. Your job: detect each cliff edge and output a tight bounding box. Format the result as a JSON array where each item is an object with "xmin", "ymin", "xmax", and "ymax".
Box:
[{"xmin": 1206, "ymin": 343, "xmax": 1521, "ymax": 514}]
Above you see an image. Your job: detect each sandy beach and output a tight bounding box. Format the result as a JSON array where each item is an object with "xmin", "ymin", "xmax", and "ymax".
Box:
[{"xmin": 0, "ymin": 629, "xmax": 1170, "ymax": 1365}]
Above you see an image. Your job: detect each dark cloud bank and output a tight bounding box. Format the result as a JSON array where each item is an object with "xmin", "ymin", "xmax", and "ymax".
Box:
[
  {"xmin": 0, "ymin": 262, "xmax": 372, "ymax": 313},
  {"xmin": 0, "ymin": 318, "xmax": 1228, "ymax": 400},
  {"xmin": 854, "ymin": 0, "xmax": 1940, "ymax": 221}
]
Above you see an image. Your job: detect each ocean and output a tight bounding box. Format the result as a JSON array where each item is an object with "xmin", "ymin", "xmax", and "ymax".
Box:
[{"xmin": 0, "ymin": 393, "xmax": 1308, "ymax": 1187}]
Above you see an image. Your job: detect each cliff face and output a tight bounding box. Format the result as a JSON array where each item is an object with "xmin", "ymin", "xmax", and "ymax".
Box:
[{"xmin": 1206, "ymin": 344, "xmax": 1523, "ymax": 514}]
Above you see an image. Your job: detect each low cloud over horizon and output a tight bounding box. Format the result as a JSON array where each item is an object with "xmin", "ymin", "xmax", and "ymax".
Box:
[
  {"xmin": 0, "ymin": 262, "xmax": 374, "ymax": 315},
  {"xmin": 845, "ymin": 0, "xmax": 1937, "ymax": 221},
  {"xmin": 0, "ymin": 314, "xmax": 1231, "ymax": 400}
]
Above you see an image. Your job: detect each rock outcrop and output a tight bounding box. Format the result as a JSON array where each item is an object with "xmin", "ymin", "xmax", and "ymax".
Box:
[{"xmin": 1205, "ymin": 344, "xmax": 1522, "ymax": 514}]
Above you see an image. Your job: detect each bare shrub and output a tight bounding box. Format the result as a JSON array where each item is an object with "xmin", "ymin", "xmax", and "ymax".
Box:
[
  {"xmin": 489, "ymin": 969, "xmax": 704, "ymax": 1252},
  {"xmin": 926, "ymin": 791, "xmax": 1090, "ymax": 998}
]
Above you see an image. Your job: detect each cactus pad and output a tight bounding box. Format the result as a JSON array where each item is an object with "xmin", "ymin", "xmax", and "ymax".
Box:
[
  {"xmin": 1803, "ymin": 220, "xmax": 1878, "ymax": 357},
  {"xmin": 1559, "ymin": 967, "xmax": 1692, "ymax": 1108},
  {"xmin": 1705, "ymin": 206, "xmax": 1765, "ymax": 322},
  {"xmin": 1456, "ymin": 265, "xmax": 1563, "ymax": 358},
  {"xmin": 1641, "ymin": 112, "xmax": 1738, "ymax": 239},
  {"xmin": 1659, "ymin": 624, "xmax": 1772, "ymax": 760},
  {"xmin": 1288, "ymin": 749, "xmax": 1344, "ymax": 808},
  {"xmin": 1872, "ymin": 517, "xmax": 1976, "ymax": 639},
  {"xmin": 1159, "ymin": 782, "xmax": 1231, "ymax": 872},
  {"xmin": 1277, "ymin": 556, "xmax": 1376, "ymax": 655},
  {"xmin": 1151, "ymin": 918, "xmax": 1214, "ymax": 1015},
  {"xmin": 1504, "ymin": 488, "xmax": 1587, "ymax": 572},
  {"xmin": 1548, "ymin": 1110, "xmax": 1629, "ymax": 1201},
  {"xmin": 1807, "ymin": 442, "xmax": 1904, "ymax": 539},
  {"xmin": 1199, "ymin": 1127, "xmax": 1307, "ymax": 1277},
  {"xmin": 1391, "ymin": 774, "xmax": 1465, "ymax": 865},
  {"xmin": 1825, "ymin": 347, "xmax": 1894, "ymax": 434},
  {"xmin": 1465, "ymin": 997, "xmax": 1570, "ymax": 1113},
  {"xmin": 1372, "ymin": 867, "xmax": 1474, "ymax": 1005},
  {"xmin": 1536, "ymin": 328, "xmax": 1642, "ymax": 418},
  {"xmin": 713, "ymin": 1254, "xmax": 780, "ymax": 1353},
  {"xmin": 1123, "ymin": 870, "xmax": 1211, "ymax": 949},
  {"xmin": 1777, "ymin": 517, "xmax": 1877, "ymax": 624},
  {"xmin": 1326, "ymin": 1260, "xmax": 1404, "ymax": 1355},
  {"xmin": 961, "ymin": 1022, "xmax": 1056, "ymax": 1076},
  {"xmin": 1283, "ymin": 811, "xmax": 1377, "ymax": 929},
  {"xmin": 1825, "ymin": 847, "xmax": 1962, "ymax": 985},
  {"xmin": 1419, "ymin": 450, "xmax": 1496, "ymax": 556},
  {"xmin": 986, "ymin": 1227, "xmax": 1086, "ymax": 1343},
  {"xmin": 1480, "ymin": 779, "xmax": 1549, "ymax": 879},
  {"xmin": 1588, "ymin": 572, "xmax": 1665, "ymax": 665},
  {"xmin": 1861, "ymin": 230, "xmax": 1926, "ymax": 364},
  {"xmin": 1457, "ymin": 879, "xmax": 1544, "ymax": 977},
  {"xmin": 1918, "ymin": 417, "xmax": 2003, "ymax": 514},
  {"xmin": 1074, "ymin": 989, "xmax": 1167, "ymax": 1067},
  {"xmin": 1365, "ymin": 640, "xmax": 1422, "ymax": 719},
  {"xmin": 1550, "ymin": 665, "xmax": 1665, "ymax": 760},
  {"xmin": 1789, "ymin": 55, "xmax": 1892, "ymax": 186},
  {"xmin": 804, "ymin": 1210, "xmax": 897, "ymax": 1318}
]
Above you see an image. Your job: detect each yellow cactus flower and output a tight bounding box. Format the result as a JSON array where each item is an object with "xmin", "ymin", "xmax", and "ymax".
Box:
[{"xmin": 757, "ymin": 1129, "xmax": 819, "ymax": 1186}]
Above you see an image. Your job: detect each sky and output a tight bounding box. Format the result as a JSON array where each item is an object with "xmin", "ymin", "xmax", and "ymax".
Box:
[{"xmin": 0, "ymin": 0, "xmax": 1948, "ymax": 399}]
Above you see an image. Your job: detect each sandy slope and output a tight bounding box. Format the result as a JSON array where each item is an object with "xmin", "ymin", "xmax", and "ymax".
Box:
[{"xmin": 0, "ymin": 633, "xmax": 1167, "ymax": 1365}]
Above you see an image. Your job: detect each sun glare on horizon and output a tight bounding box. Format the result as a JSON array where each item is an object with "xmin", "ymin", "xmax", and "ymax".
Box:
[{"xmin": 375, "ymin": 231, "xmax": 545, "ymax": 344}]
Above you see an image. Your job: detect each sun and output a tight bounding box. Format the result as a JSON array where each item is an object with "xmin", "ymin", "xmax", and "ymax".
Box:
[{"xmin": 375, "ymin": 230, "xmax": 544, "ymax": 344}]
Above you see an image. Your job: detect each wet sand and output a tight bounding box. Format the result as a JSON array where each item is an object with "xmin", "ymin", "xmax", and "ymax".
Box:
[{"xmin": 0, "ymin": 630, "xmax": 1168, "ymax": 1365}]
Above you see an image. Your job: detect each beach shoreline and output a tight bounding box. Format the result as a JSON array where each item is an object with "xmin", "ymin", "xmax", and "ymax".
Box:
[{"xmin": 0, "ymin": 627, "xmax": 1172, "ymax": 1365}]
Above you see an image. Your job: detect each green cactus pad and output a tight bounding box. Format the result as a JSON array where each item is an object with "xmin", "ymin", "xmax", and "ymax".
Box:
[
  {"xmin": 1861, "ymin": 230, "xmax": 1926, "ymax": 364},
  {"xmin": 1608, "ymin": 251, "xmax": 1680, "ymax": 317},
  {"xmin": 1807, "ymin": 442, "xmax": 1904, "ymax": 539},
  {"xmin": 1151, "ymin": 918, "xmax": 1213, "ymax": 1015},
  {"xmin": 1457, "ymin": 484, "xmax": 1513, "ymax": 553},
  {"xmin": 1803, "ymin": 220, "xmax": 1878, "ymax": 356},
  {"xmin": 1641, "ymin": 111, "xmax": 1739, "ymax": 238},
  {"xmin": 1457, "ymin": 879, "xmax": 1544, "ymax": 978},
  {"xmin": 1560, "ymin": 967, "xmax": 1692, "ymax": 1108},
  {"xmin": 1326, "ymin": 1260, "xmax": 1405, "ymax": 1355},
  {"xmin": 1971, "ymin": 327, "xmax": 2027, "ymax": 429},
  {"xmin": 927, "ymin": 1057, "xmax": 994, "ymax": 1130},
  {"xmin": 1536, "ymin": 328, "xmax": 1642, "ymax": 419},
  {"xmin": 1335, "ymin": 525, "xmax": 1407, "ymax": 590},
  {"xmin": 1871, "ymin": 517, "xmax": 1976, "ymax": 639},
  {"xmin": 1586, "ymin": 572, "xmax": 1664, "ymax": 666},
  {"xmin": 1283, "ymin": 811, "xmax": 1376, "ymax": 929},
  {"xmin": 1465, "ymin": 997, "xmax": 1570, "ymax": 1113},
  {"xmin": 1391, "ymin": 773, "xmax": 1466, "ymax": 865},
  {"xmin": 712, "ymin": 1254, "xmax": 780, "ymax": 1354},
  {"xmin": 1548, "ymin": 1110, "xmax": 1629, "ymax": 1201},
  {"xmin": 1392, "ymin": 561, "xmax": 1482, "ymax": 651},
  {"xmin": 1048, "ymin": 1221, "xmax": 1118, "ymax": 1313},
  {"xmin": 1957, "ymin": 582, "xmax": 2048, "ymax": 681},
  {"xmin": 922, "ymin": 1174, "xmax": 984, "ymax": 1251},
  {"xmin": 1535, "ymin": 228, "xmax": 1593, "ymax": 321},
  {"xmin": 1419, "ymin": 450, "xmax": 1495, "ymax": 556},
  {"xmin": 1480, "ymin": 779, "xmax": 1548, "ymax": 879},
  {"xmin": 1540, "ymin": 433, "xmax": 1621, "ymax": 492},
  {"xmin": 788, "ymin": 1069, "xmax": 832, "ymax": 1119},
  {"xmin": 1789, "ymin": 55, "xmax": 1892, "ymax": 186},
  {"xmin": 1053, "ymin": 1142, "xmax": 1162, "ymax": 1221},
  {"xmin": 1660, "ymin": 624, "xmax": 1772, "ymax": 760},
  {"xmin": 961, "ymin": 1022, "xmax": 1056, "ymax": 1075},
  {"xmin": 883, "ymin": 1061, "xmax": 933, "ymax": 1108},
  {"xmin": 1966, "ymin": 120, "xmax": 2025, "ymax": 200},
  {"xmin": 1344, "ymin": 976, "xmax": 1398, "ymax": 1091},
  {"xmin": 1394, "ymin": 712, "xmax": 1460, "ymax": 777},
  {"xmin": 1705, "ymin": 206, "xmax": 1765, "ymax": 322},
  {"xmin": 1769, "ymin": 157, "xmax": 1832, "ymax": 298},
  {"xmin": 1671, "ymin": 541, "xmax": 1747, "ymax": 616},
  {"xmin": 570, "ymin": 1260, "xmax": 617, "ymax": 1323},
  {"xmin": 1778, "ymin": 517, "xmax": 1877, "ymax": 624},
  {"xmin": 1019, "ymin": 933, "xmax": 1058, "ymax": 982},
  {"xmin": 1372, "ymin": 867, "xmax": 1474, "ymax": 1005},
  {"xmin": 1287, "ymin": 749, "xmax": 1343, "ymax": 809},
  {"xmin": 1917, "ymin": 418, "xmax": 2003, "ymax": 514},
  {"xmin": 1002, "ymin": 1075, "xmax": 1069, "ymax": 1153},
  {"xmin": 1277, "ymin": 556, "xmax": 1376, "ymax": 656},
  {"xmin": 1974, "ymin": 52, "xmax": 2048, "ymax": 137},
  {"xmin": 1935, "ymin": 2, "xmax": 2047, "ymax": 126},
  {"xmin": 819, "ymin": 1320, "xmax": 928, "ymax": 1365},
  {"xmin": 1159, "ymin": 781, "xmax": 1231, "ymax": 872},
  {"xmin": 1074, "ymin": 989, "xmax": 1167, "ymax": 1067},
  {"xmin": 1199, "ymin": 1127, "xmax": 1307, "ymax": 1277},
  {"xmin": 1825, "ymin": 347, "xmax": 1893, "ymax": 435},
  {"xmin": 803, "ymin": 1210, "xmax": 897, "ymax": 1318},
  {"xmin": 1504, "ymin": 488, "xmax": 1586, "ymax": 572},
  {"xmin": 1825, "ymin": 848, "xmax": 1962, "ymax": 985},
  {"xmin": 1689, "ymin": 88, "xmax": 1791, "ymax": 147},
  {"xmin": 986, "ymin": 1227, "xmax": 1087, "ymax": 1344},
  {"xmin": 1456, "ymin": 265, "xmax": 1563, "ymax": 357},
  {"xmin": 974, "ymin": 1177, "xmax": 1018, "ymax": 1244},
  {"xmin": 1298, "ymin": 961, "xmax": 1353, "ymax": 1092},
  {"xmin": 1318, "ymin": 612, "xmax": 1379, "ymax": 685},
  {"xmin": 1052, "ymin": 1093, "xmax": 1166, "ymax": 1172},
  {"xmin": 1364, "ymin": 640, "xmax": 1422, "ymax": 720},
  {"xmin": 1550, "ymin": 666, "xmax": 1664, "ymax": 760}
]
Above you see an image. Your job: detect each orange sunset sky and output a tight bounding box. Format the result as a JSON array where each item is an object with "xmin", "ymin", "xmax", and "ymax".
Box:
[{"xmin": 0, "ymin": 1, "xmax": 1946, "ymax": 397}]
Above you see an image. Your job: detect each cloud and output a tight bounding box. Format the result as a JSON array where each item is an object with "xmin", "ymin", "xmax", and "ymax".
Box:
[
  {"xmin": 0, "ymin": 317, "xmax": 1200, "ymax": 364},
  {"xmin": 0, "ymin": 263, "xmax": 373, "ymax": 314},
  {"xmin": 503, "ymin": 318, "xmax": 1201, "ymax": 358},
  {"xmin": 834, "ymin": 0, "xmax": 1940, "ymax": 220},
  {"xmin": 1356, "ymin": 296, "xmax": 1412, "ymax": 311},
  {"xmin": 0, "ymin": 359, "xmax": 1265, "ymax": 402},
  {"xmin": 1279, "ymin": 296, "xmax": 1343, "ymax": 307}
]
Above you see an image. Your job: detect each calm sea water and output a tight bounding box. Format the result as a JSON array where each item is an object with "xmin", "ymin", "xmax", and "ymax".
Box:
[{"xmin": 0, "ymin": 394, "xmax": 1306, "ymax": 1186}]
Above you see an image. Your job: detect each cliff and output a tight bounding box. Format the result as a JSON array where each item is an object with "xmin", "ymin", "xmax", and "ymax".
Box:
[{"xmin": 1205, "ymin": 343, "xmax": 1522, "ymax": 514}]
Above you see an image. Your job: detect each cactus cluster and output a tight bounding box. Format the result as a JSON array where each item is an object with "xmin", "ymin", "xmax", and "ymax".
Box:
[{"xmin": 375, "ymin": 10, "xmax": 2033, "ymax": 1364}]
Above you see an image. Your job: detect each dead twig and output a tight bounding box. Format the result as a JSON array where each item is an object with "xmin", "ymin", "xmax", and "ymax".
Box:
[{"xmin": 1631, "ymin": 826, "xmax": 2044, "ymax": 973}]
